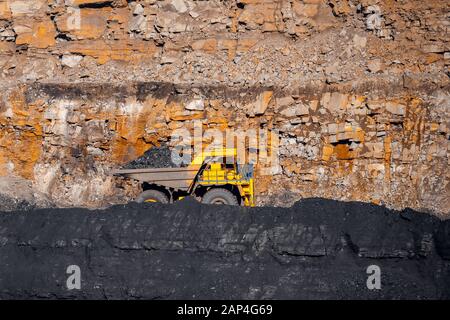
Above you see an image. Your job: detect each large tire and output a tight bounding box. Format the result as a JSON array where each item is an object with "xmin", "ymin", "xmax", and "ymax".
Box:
[
  {"xmin": 201, "ymin": 188, "xmax": 239, "ymax": 206},
  {"xmin": 136, "ymin": 190, "xmax": 169, "ymax": 204}
]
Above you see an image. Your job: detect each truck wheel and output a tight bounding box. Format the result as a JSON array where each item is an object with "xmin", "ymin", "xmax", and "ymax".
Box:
[
  {"xmin": 202, "ymin": 188, "xmax": 238, "ymax": 205},
  {"xmin": 137, "ymin": 190, "xmax": 169, "ymax": 204}
]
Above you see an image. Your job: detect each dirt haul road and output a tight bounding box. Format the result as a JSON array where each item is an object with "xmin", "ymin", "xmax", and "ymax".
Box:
[{"xmin": 0, "ymin": 198, "xmax": 449, "ymax": 299}]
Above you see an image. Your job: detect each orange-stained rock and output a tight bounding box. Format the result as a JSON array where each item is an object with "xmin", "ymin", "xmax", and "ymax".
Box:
[
  {"xmin": 170, "ymin": 110, "xmax": 205, "ymax": 121},
  {"xmin": 111, "ymin": 115, "xmax": 152, "ymax": 163},
  {"xmin": 191, "ymin": 38, "xmax": 218, "ymax": 54},
  {"xmin": 322, "ymin": 144, "xmax": 333, "ymax": 161},
  {"xmin": 353, "ymin": 128, "xmax": 365, "ymax": 142},
  {"xmin": 367, "ymin": 163, "xmax": 385, "ymax": 178},
  {"xmin": 109, "ymin": 7, "xmax": 130, "ymax": 25},
  {"xmin": 254, "ymin": 174, "xmax": 272, "ymax": 194},
  {"xmin": 311, "ymin": 0, "xmax": 336, "ymax": 31},
  {"xmin": 0, "ymin": 41, "xmax": 15, "ymax": 53},
  {"xmin": 425, "ymin": 53, "xmax": 442, "ymax": 64},
  {"xmin": 9, "ymin": 0, "xmax": 46, "ymax": 18},
  {"xmin": 0, "ymin": 88, "xmax": 43, "ymax": 180},
  {"xmin": 207, "ymin": 116, "xmax": 228, "ymax": 125},
  {"xmin": 56, "ymin": 8, "xmax": 112, "ymax": 40},
  {"xmin": 219, "ymin": 38, "xmax": 259, "ymax": 60},
  {"xmin": 237, "ymin": 5, "xmax": 260, "ymax": 26},
  {"xmin": 335, "ymin": 144, "xmax": 354, "ymax": 160},
  {"xmin": 237, "ymin": 38, "xmax": 259, "ymax": 52},
  {"xmin": 0, "ymin": 0, "xmax": 11, "ymax": 20},
  {"xmin": 255, "ymin": 91, "xmax": 273, "ymax": 115},
  {"xmin": 328, "ymin": 0, "xmax": 351, "ymax": 15},
  {"xmin": 14, "ymin": 18, "xmax": 56, "ymax": 49},
  {"xmin": 62, "ymin": 39, "xmax": 159, "ymax": 64},
  {"xmin": 292, "ymin": 2, "xmax": 319, "ymax": 18}
]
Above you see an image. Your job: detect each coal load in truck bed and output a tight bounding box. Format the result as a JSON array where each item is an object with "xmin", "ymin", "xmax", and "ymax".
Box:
[{"xmin": 121, "ymin": 144, "xmax": 180, "ymax": 169}]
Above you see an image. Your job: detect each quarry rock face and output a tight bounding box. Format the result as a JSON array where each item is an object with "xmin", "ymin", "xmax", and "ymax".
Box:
[
  {"xmin": 0, "ymin": 0, "xmax": 448, "ymax": 216},
  {"xmin": 0, "ymin": 198, "xmax": 449, "ymax": 299}
]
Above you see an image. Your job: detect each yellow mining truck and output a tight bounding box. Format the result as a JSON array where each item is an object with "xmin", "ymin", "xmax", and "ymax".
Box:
[{"xmin": 113, "ymin": 148, "xmax": 255, "ymax": 206}]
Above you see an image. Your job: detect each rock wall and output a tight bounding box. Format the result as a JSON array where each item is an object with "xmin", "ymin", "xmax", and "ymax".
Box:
[
  {"xmin": 0, "ymin": 198, "xmax": 449, "ymax": 299},
  {"xmin": 0, "ymin": 0, "xmax": 448, "ymax": 215}
]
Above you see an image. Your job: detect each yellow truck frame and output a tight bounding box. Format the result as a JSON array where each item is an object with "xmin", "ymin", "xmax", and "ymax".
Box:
[{"xmin": 113, "ymin": 148, "xmax": 255, "ymax": 206}]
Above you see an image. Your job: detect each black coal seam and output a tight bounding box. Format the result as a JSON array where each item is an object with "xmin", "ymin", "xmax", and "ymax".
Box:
[
  {"xmin": 21, "ymin": 80, "xmax": 450, "ymax": 104},
  {"xmin": 0, "ymin": 198, "xmax": 448, "ymax": 299}
]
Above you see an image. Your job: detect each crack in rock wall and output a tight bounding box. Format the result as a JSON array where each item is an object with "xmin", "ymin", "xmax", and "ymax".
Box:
[{"xmin": 0, "ymin": 198, "xmax": 449, "ymax": 299}]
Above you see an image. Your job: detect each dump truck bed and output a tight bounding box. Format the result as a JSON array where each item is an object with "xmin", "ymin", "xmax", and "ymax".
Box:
[{"xmin": 112, "ymin": 166, "xmax": 201, "ymax": 190}]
